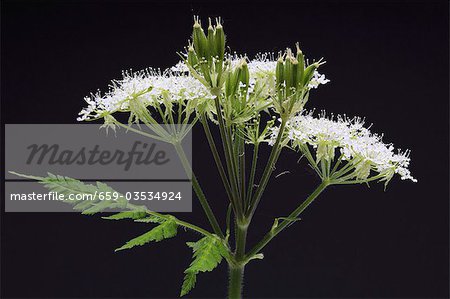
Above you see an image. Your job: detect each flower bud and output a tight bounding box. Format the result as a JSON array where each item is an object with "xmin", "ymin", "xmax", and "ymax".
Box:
[
  {"xmin": 192, "ymin": 17, "xmax": 209, "ymax": 59},
  {"xmin": 276, "ymin": 55, "xmax": 284, "ymax": 87},
  {"xmin": 187, "ymin": 43, "xmax": 198, "ymax": 67},
  {"xmin": 225, "ymin": 63, "xmax": 243, "ymax": 97},
  {"xmin": 215, "ymin": 19, "xmax": 225, "ymax": 61},
  {"xmin": 284, "ymin": 49, "xmax": 294, "ymax": 96},
  {"xmin": 207, "ymin": 18, "xmax": 217, "ymax": 59},
  {"xmin": 290, "ymin": 57, "xmax": 299, "ymax": 89},
  {"xmin": 239, "ymin": 59, "xmax": 249, "ymax": 87},
  {"xmin": 296, "ymin": 43, "xmax": 305, "ymax": 86}
]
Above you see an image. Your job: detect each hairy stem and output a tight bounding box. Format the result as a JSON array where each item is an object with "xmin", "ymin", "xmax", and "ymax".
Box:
[
  {"xmin": 228, "ymin": 264, "xmax": 245, "ymax": 299},
  {"xmin": 228, "ymin": 221, "xmax": 248, "ymax": 299}
]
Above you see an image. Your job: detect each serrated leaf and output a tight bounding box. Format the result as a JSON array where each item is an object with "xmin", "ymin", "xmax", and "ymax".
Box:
[
  {"xmin": 81, "ymin": 200, "xmax": 124, "ymax": 215},
  {"xmin": 180, "ymin": 236, "xmax": 228, "ymax": 296},
  {"xmin": 115, "ymin": 218, "xmax": 177, "ymax": 251},
  {"xmin": 102, "ymin": 210, "xmax": 148, "ymax": 220},
  {"xmin": 180, "ymin": 271, "xmax": 197, "ymax": 297},
  {"xmin": 134, "ymin": 215, "xmax": 165, "ymax": 224},
  {"xmin": 10, "ymin": 172, "xmax": 128, "ymax": 214}
]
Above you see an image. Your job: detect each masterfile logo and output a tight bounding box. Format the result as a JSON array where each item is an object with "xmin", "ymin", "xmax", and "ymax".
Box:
[{"xmin": 4, "ymin": 124, "xmax": 192, "ymax": 212}]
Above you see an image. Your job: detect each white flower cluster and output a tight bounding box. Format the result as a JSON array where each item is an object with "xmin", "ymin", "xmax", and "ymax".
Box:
[
  {"xmin": 246, "ymin": 53, "xmax": 278, "ymax": 76},
  {"xmin": 270, "ymin": 112, "xmax": 416, "ymax": 183},
  {"xmin": 77, "ymin": 68, "xmax": 213, "ymax": 121},
  {"xmin": 78, "ymin": 54, "xmax": 329, "ymax": 122}
]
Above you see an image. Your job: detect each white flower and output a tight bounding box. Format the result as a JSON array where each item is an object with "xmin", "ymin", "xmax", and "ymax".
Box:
[
  {"xmin": 308, "ymin": 71, "xmax": 330, "ymax": 89},
  {"xmin": 77, "ymin": 68, "xmax": 213, "ymax": 121},
  {"xmin": 246, "ymin": 53, "xmax": 277, "ymax": 76},
  {"xmin": 170, "ymin": 61, "xmax": 189, "ymax": 73},
  {"xmin": 270, "ymin": 112, "xmax": 416, "ymax": 183}
]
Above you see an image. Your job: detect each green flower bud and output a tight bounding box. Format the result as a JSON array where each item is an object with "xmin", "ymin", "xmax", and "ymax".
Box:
[
  {"xmin": 275, "ymin": 55, "xmax": 285, "ymax": 103},
  {"xmin": 284, "ymin": 49, "xmax": 294, "ymax": 96},
  {"xmin": 215, "ymin": 19, "xmax": 225, "ymax": 61},
  {"xmin": 239, "ymin": 59, "xmax": 249, "ymax": 87},
  {"xmin": 290, "ymin": 57, "xmax": 299, "ymax": 89},
  {"xmin": 276, "ymin": 55, "xmax": 284, "ymax": 87},
  {"xmin": 296, "ymin": 43, "xmax": 305, "ymax": 86},
  {"xmin": 225, "ymin": 63, "xmax": 242, "ymax": 97},
  {"xmin": 192, "ymin": 17, "xmax": 209, "ymax": 59},
  {"xmin": 207, "ymin": 18, "xmax": 217, "ymax": 59},
  {"xmin": 187, "ymin": 43, "xmax": 198, "ymax": 67}
]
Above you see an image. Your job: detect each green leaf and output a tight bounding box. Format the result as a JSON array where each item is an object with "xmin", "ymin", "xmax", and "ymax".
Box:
[
  {"xmin": 180, "ymin": 272, "xmax": 197, "ymax": 297},
  {"xmin": 102, "ymin": 210, "xmax": 148, "ymax": 220},
  {"xmin": 115, "ymin": 218, "xmax": 177, "ymax": 251},
  {"xmin": 180, "ymin": 236, "xmax": 228, "ymax": 296},
  {"xmin": 134, "ymin": 215, "xmax": 166, "ymax": 224},
  {"xmin": 10, "ymin": 172, "xmax": 128, "ymax": 214}
]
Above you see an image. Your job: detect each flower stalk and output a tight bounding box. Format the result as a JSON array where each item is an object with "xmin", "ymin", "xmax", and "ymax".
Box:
[
  {"xmin": 174, "ymin": 141, "xmax": 225, "ymax": 239},
  {"xmin": 246, "ymin": 180, "xmax": 329, "ymax": 259}
]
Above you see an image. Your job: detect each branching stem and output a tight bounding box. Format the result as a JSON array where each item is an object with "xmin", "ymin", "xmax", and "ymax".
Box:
[
  {"xmin": 245, "ymin": 181, "xmax": 328, "ymax": 259},
  {"xmin": 246, "ymin": 119, "xmax": 287, "ymax": 218}
]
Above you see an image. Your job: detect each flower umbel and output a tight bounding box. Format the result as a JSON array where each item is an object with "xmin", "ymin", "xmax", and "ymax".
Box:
[
  {"xmin": 77, "ymin": 68, "xmax": 213, "ymax": 122},
  {"xmin": 270, "ymin": 112, "xmax": 417, "ymax": 185}
]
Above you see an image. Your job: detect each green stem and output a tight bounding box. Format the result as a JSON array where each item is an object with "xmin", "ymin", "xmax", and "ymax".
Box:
[
  {"xmin": 214, "ymin": 96, "xmax": 244, "ymax": 218},
  {"xmin": 133, "ymin": 207, "xmax": 213, "ymax": 237},
  {"xmin": 238, "ymin": 132, "xmax": 246, "ymax": 206},
  {"xmin": 245, "ymin": 143, "xmax": 259, "ymax": 209},
  {"xmin": 228, "ymin": 221, "xmax": 248, "ymax": 299},
  {"xmin": 234, "ymin": 222, "xmax": 248, "ymax": 258},
  {"xmin": 166, "ymin": 216, "xmax": 211, "ymax": 236},
  {"xmin": 201, "ymin": 117, "xmax": 234, "ymax": 204},
  {"xmin": 227, "ymin": 124, "xmax": 242, "ymax": 203},
  {"xmin": 114, "ymin": 122, "xmax": 168, "ymax": 143},
  {"xmin": 173, "ymin": 142, "xmax": 224, "ymax": 239},
  {"xmin": 245, "ymin": 181, "xmax": 328, "ymax": 259},
  {"xmin": 247, "ymin": 120, "xmax": 286, "ymax": 217},
  {"xmin": 332, "ymin": 173, "xmax": 386, "ymax": 185},
  {"xmin": 228, "ymin": 264, "xmax": 245, "ymax": 299}
]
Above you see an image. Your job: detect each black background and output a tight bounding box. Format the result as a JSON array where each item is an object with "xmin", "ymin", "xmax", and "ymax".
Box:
[{"xmin": 1, "ymin": 1, "xmax": 449, "ymax": 298}]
